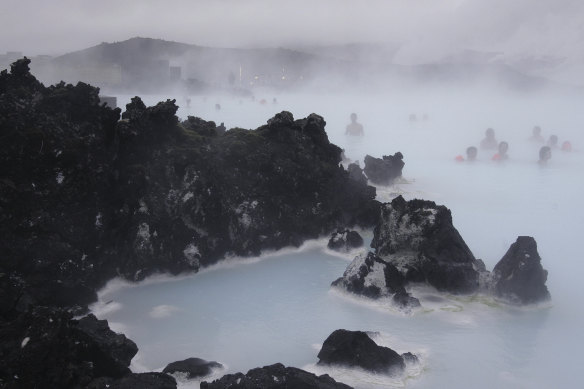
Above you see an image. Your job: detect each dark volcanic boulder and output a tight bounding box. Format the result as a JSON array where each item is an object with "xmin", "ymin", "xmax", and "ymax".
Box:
[
  {"xmin": 73, "ymin": 314, "xmax": 138, "ymax": 378},
  {"xmin": 492, "ymin": 236, "xmax": 550, "ymax": 304},
  {"xmin": 87, "ymin": 372, "xmax": 177, "ymax": 389},
  {"xmin": 331, "ymin": 252, "xmax": 420, "ymax": 310},
  {"xmin": 392, "ymin": 290, "xmax": 422, "ymax": 310},
  {"xmin": 317, "ymin": 330, "xmax": 406, "ymax": 374},
  {"xmin": 0, "ymin": 308, "xmax": 137, "ymax": 388},
  {"xmin": 371, "ymin": 196, "xmax": 485, "ymax": 294},
  {"xmin": 200, "ymin": 363, "xmax": 352, "ymax": 389},
  {"xmin": 363, "ymin": 153, "xmax": 404, "ymax": 185},
  {"xmin": 163, "ymin": 357, "xmax": 223, "ymax": 379},
  {"xmin": 327, "ymin": 229, "xmax": 364, "ymax": 252},
  {"xmin": 347, "ymin": 162, "xmax": 368, "ymax": 185}
]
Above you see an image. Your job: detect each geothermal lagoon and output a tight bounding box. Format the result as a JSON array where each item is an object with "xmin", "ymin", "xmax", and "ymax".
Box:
[{"xmin": 93, "ymin": 89, "xmax": 584, "ymax": 388}]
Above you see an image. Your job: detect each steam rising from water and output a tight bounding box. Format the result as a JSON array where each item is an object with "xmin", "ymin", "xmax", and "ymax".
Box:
[{"xmin": 91, "ymin": 89, "xmax": 584, "ymax": 389}]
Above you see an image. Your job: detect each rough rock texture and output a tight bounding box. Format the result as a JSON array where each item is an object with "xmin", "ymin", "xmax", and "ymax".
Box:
[
  {"xmin": 0, "ymin": 58, "xmax": 382, "ymax": 389},
  {"xmin": 163, "ymin": 357, "xmax": 223, "ymax": 379},
  {"xmin": 492, "ymin": 236, "xmax": 550, "ymax": 304},
  {"xmin": 371, "ymin": 196, "xmax": 485, "ymax": 294},
  {"xmin": 363, "ymin": 153, "xmax": 404, "ymax": 185},
  {"xmin": 200, "ymin": 363, "xmax": 352, "ymax": 389},
  {"xmin": 337, "ymin": 197, "xmax": 550, "ymax": 307},
  {"xmin": 331, "ymin": 252, "xmax": 420, "ymax": 310},
  {"xmin": 327, "ymin": 229, "xmax": 364, "ymax": 252},
  {"xmin": 0, "ymin": 308, "xmax": 139, "ymax": 388},
  {"xmin": 317, "ymin": 329, "xmax": 407, "ymax": 374},
  {"xmin": 87, "ymin": 372, "xmax": 177, "ymax": 389},
  {"xmin": 0, "ymin": 58, "xmax": 380, "ymax": 303},
  {"xmin": 346, "ymin": 162, "xmax": 368, "ymax": 186}
]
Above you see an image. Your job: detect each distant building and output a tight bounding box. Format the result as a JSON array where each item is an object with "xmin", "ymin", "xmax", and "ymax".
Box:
[{"xmin": 170, "ymin": 66, "xmax": 181, "ymax": 81}]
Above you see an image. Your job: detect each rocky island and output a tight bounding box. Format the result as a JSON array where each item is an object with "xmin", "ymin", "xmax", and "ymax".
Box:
[{"xmin": 333, "ymin": 196, "xmax": 550, "ymax": 310}]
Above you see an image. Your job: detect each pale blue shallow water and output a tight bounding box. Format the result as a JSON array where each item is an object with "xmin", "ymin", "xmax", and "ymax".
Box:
[{"xmin": 94, "ymin": 89, "xmax": 584, "ymax": 388}]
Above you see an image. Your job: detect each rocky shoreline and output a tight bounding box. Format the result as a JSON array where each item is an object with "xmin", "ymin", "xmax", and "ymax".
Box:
[
  {"xmin": 0, "ymin": 58, "xmax": 384, "ymax": 388},
  {"xmin": 0, "ymin": 58, "xmax": 550, "ymax": 388}
]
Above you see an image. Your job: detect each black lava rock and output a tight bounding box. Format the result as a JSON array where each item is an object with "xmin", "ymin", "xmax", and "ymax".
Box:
[
  {"xmin": 363, "ymin": 153, "xmax": 404, "ymax": 185},
  {"xmin": 0, "ymin": 58, "xmax": 380, "ymax": 304},
  {"xmin": 492, "ymin": 236, "xmax": 550, "ymax": 304},
  {"xmin": 73, "ymin": 314, "xmax": 138, "ymax": 378},
  {"xmin": 331, "ymin": 252, "xmax": 420, "ymax": 311},
  {"xmin": 200, "ymin": 363, "xmax": 352, "ymax": 389},
  {"xmin": 371, "ymin": 196, "xmax": 485, "ymax": 294},
  {"xmin": 401, "ymin": 352, "xmax": 419, "ymax": 364},
  {"xmin": 317, "ymin": 329, "xmax": 406, "ymax": 374},
  {"xmin": 0, "ymin": 308, "xmax": 137, "ymax": 388},
  {"xmin": 347, "ymin": 162, "xmax": 368, "ymax": 186},
  {"xmin": 0, "ymin": 58, "xmax": 383, "ymax": 389},
  {"xmin": 163, "ymin": 357, "xmax": 223, "ymax": 379},
  {"xmin": 392, "ymin": 290, "xmax": 422, "ymax": 310},
  {"xmin": 327, "ymin": 229, "xmax": 364, "ymax": 252},
  {"xmin": 87, "ymin": 372, "xmax": 177, "ymax": 389}
]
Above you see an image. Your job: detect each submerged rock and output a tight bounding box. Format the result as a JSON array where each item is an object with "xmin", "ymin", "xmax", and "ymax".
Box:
[
  {"xmin": 317, "ymin": 329, "xmax": 407, "ymax": 374},
  {"xmin": 327, "ymin": 229, "xmax": 364, "ymax": 252},
  {"xmin": 363, "ymin": 153, "xmax": 404, "ymax": 185},
  {"xmin": 371, "ymin": 195, "xmax": 485, "ymax": 294},
  {"xmin": 492, "ymin": 236, "xmax": 550, "ymax": 304},
  {"xmin": 200, "ymin": 363, "xmax": 352, "ymax": 389},
  {"xmin": 163, "ymin": 357, "xmax": 223, "ymax": 379}
]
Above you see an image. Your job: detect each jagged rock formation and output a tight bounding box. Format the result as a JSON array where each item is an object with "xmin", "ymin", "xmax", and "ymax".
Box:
[
  {"xmin": 0, "ymin": 58, "xmax": 381, "ymax": 388},
  {"xmin": 331, "ymin": 252, "xmax": 420, "ymax": 310},
  {"xmin": 317, "ymin": 329, "xmax": 413, "ymax": 374},
  {"xmin": 200, "ymin": 363, "xmax": 353, "ymax": 389},
  {"xmin": 334, "ymin": 196, "xmax": 550, "ymax": 308},
  {"xmin": 0, "ymin": 58, "xmax": 380, "ymax": 304},
  {"xmin": 0, "ymin": 308, "xmax": 144, "ymax": 388},
  {"xmin": 327, "ymin": 229, "xmax": 364, "ymax": 252},
  {"xmin": 491, "ymin": 236, "xmax": 550, "ymax": 304},
  {"xmin": 363, "ymin": 153, "xmax": 404, "ymax": 185},
  {"xmin": 163, "ymin": 357, "xmax": 223, "ymax": 379},
  {"xmin": 371, "ymin": 196, "xmax": 485, "ymax": 294},
  {"xmin": 346, "ymin": 162, "xmax": 368, "ymax": 186}
]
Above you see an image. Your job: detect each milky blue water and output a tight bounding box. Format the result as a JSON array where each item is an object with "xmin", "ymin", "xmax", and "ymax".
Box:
[{"xmin": 94, "ymin": 88, "xmax": 584, "ymax": 388}]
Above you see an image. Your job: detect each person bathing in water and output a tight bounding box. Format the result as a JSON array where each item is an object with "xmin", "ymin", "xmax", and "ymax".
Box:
[
  {"xmin": 492, "ymin": 141, "xmax": 509, "ymax": 161},
  {"xmin": 455, "ymin": 146, "xmax": 478, "ymax": 162},
  {"xmin": 480, "ymin": 128, "xmax": 498, "ymax": 150},
  {"xmin": 547, "ymin": 135, "xmax": 559, "ymax": 148},
  {"xmin": 529, "ymin": 126, "xmax": 544, "ymax": 143},
  {"xmin": 345, "ymin": 113, "xmax": 364, "ymax": 136},
  {"xmin": 539, "ymin": 146, "xmax": 551, "ymax": 165}
]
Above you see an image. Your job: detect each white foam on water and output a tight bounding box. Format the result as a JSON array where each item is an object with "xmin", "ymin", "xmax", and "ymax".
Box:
[
  {"xmin": 304, "ymin": 361, "xmax": 425, "ymax": 389},
  {"xmin": 328, "ymin": 286, "xmax": 418, "ymax": 317},
  {"xmin": 172, "ymin": 365, "xmax": 227, "ymax": 389}
]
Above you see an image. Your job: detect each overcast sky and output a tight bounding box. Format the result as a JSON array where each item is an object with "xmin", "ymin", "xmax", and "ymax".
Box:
[{"xmin": 1, "ymin": 0, "xmax": 583, "ymax": 63}]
